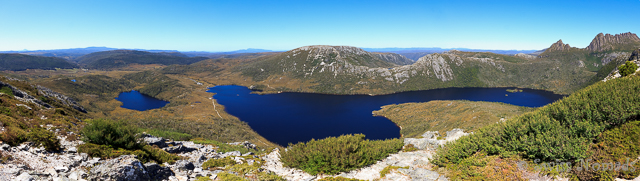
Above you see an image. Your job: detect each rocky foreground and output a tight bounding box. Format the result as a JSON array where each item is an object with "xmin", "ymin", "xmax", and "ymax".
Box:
[
  {"xmin": 0, "ymin": 128, "xmax": 468, "ymax": 181},
  {"xmin": 6, "ymin": 127, "xmax": 638, "ymax": 181}
]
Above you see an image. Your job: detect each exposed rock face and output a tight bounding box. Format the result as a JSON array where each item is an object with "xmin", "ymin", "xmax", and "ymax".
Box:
[
  {"xmin": 88, "ymin": 155, "xmax": 151, "ymax": 181},
  {"xmin": 546, "ymin": 39, "xmax": 574, "ymax": 52},
  {"xmin": 296, "ymin": 45, "xmax": 396, "ymax": 68},
  {"xmin": 372, "ymin": 52, "xmax": 415, "ymax": 66},
  {"xmin": 514, "ymin": 53, "xmax": 536, "ymax": 59},
  {"xmin": 416, "ymin": 54, "xmax": 454, "ymax": 82},
  {"xmin": 0, "ymin": 133, "xmax": 261, "ymax": 181},
  {"xmin": 0, "ymin": 80, "xmax": 51, "ymax": 108},
  {"xmin": 631, "ymin": 48, "xmax": 640, "ymax": 61},
  {"xmin": 586, "ymin": 32, "xmax": 640, "ymax": 52}
]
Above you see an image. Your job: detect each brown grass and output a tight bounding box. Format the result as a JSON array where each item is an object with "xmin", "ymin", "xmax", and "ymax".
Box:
[{"xmin": 373, "ymin": 100, "xmax": 534, "ymax": 138}]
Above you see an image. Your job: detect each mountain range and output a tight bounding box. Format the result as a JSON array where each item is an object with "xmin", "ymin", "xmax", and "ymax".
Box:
[
  {"xmin": 1, "ymin": 32, "xmax": 639, "ymax": 95},
  {"xmin": 232, "ymin": 32, "xmax": 640, "ymax": 95}
]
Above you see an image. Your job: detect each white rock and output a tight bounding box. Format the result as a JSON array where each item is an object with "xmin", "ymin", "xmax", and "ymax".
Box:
[{"xmin": 16, "ymin": 172, "xmax": 34, "ymax": 181}]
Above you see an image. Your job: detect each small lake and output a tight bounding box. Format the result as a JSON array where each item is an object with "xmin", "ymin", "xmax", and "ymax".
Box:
[
  {"xmin": 208, "ymin": 86, "xmax": 564, "ymax": 146},
  {"xmin": 115, "ymin": 90, "xmax": 169, "ymax": 111}
]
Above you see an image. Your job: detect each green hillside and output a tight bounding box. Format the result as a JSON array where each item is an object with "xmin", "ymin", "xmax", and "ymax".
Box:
[
  {"xmin": 76, "ymin": 50, "xmax": 208, "ymax": 69},
  {"xmin": 432, "ymin": 75, "xmax": 640, "ymax": 180},
  {"xmin": 0, "ymin": 77, "xmax": 86, "ymax": 149},
  {"xmin": 0, "ymin": 53, "xmax": 79, "ymax": 71}
]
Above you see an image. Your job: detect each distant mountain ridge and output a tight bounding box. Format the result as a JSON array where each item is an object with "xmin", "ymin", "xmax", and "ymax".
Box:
[
  {"xmin": 76, "ymin": 50, "xmax": 208, "ymax": 69},
  {"xmin": 0, "ymin": 53, "xmax": 78, "ymax": 71}
]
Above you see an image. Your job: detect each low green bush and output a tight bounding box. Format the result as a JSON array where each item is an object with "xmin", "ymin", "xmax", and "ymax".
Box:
[
  {"xmin": 216, "ymin": 172, "xmax": 246, "ymax": 181},
  {"xmin": 403, "ymin": 144, "xmax": 418, "ymax": 152},
  {"xmin": 77, "ymin": 143, "xmax": 179, "ymax": 164},
  {"xmin": 81, "ymin": 119, "xmax": 142, "ymax": 150},
  {"xmin": 572, "ymin": 120, "xmax": 640, "ymax": 180},
  {"xmin": 380, "ymin": 165, "xmax": 409, "ymax": 177},
  {"xmin": 0, "ymin": 126, "xmax": 27, "ymax": 146},
  {"xmin": 142, "ymin": 145, "xmax": 181, "ymax": 164},
  {"xmin": 0, "ymin": 86, "xmax": 13, "ymax": 96},
  {"xmin": 27, "ymin": 128, "xmax": 60, "ymax": 152},
  {"xmin": 619, "ymin": 61, "xmax": 639, "ymax": 77},
  {"xmin": 280, "ymin": 134, "xmax": 403, "ymax": 175},
  {"xmin": 78, "ymin": 143, "xmax": 141, "ymax": 160},
  {"xmin": 202, "ymin": 157, "xmax": 237, "ymax": 169}
]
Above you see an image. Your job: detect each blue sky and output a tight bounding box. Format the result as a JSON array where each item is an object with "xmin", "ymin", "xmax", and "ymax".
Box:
[{"xmin": 1, "ymin": 0, "xmax": 638, "ymax": 52}]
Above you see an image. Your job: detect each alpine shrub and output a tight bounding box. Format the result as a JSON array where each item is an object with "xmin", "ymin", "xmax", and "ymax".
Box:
[
  {"xmin": 81, "ymin": 119, "xmax": 142, "ymax": 150},
  {"xmin": 619, "ymin": 61, "xmax": 639, "ymax": 77},
  {"xmin": 280, "ymin": 134, "xmax": 403, "ymax": 175},
  {"xmin": 27, "ymin": 128, "xmax": 60, "ymax": 152}
]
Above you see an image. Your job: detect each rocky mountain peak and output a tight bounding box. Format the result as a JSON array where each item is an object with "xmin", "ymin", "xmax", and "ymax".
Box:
[
  {"xmin": 586, "ymin": 32, "xmax": 640, "ymax": 52},
  {"xmin": 546, "ymin": 39, "xmax": 573, "ymax": 52}
]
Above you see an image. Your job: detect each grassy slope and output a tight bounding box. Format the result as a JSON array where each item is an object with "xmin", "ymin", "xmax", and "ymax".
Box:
[
  {"xmin": 432, "ymin": 75, "xmax": 640, "ymax": 180},
  {"xmin": 373, "ymin": 100, "xmax": 534, "ymax": 138}
]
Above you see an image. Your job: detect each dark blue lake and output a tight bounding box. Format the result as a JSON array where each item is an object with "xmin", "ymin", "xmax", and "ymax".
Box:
[
  {"xmin": 208, "ymin": 86, "xmax": 564, "ymax": 146},
  {"xmin": 115, "ymin": 90, "xmax": 169, "ymax": 111}
]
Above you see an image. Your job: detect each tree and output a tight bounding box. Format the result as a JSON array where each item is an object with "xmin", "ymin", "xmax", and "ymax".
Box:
[{"xmin": 619, "ymin": 61, "xmax": 639, "ymax": 77}]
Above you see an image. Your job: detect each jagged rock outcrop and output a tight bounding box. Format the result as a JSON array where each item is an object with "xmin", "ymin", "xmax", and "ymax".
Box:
[
  {"xmin": 0, "ymin": 80, "xmax": 51, "ymax": 109},
  {"xmin": 630, "ymin": 48, "xmax": 640, "ymax": 61},
  {"xmin": 586, "ymin": 32, "xmax": 640, "ymax": 52},
  {"xmin": 0, "ymin": 79, "xmax": 87, "ymax": 113},
  {"xmin": 545, "ymin": 39, "xmax": 574, "ymax": 52},
  {"xmin": 37, "ymin": 85, "xmax": 87, "ymax": 113}
]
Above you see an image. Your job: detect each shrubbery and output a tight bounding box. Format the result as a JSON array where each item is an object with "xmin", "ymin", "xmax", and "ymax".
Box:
[
  {"xmin": 202, "ymin": 157, "xmax": 236, "ymax": 169},
  {"xmin": 432, "ymin": 76, "xmax": 640, "ymax": 179},
  {"xmin": 27, "ymin": 128, "xmax": 60, "ymax": 152},
  {"xmin": 81, "ymin": 119, "xmax": 142, "ymax": 150},
  {"xmin": 280, "ymin": 134, "xmax": 403, "ymax": 175},
  {"xmin": 619, "ymin": 61, "xmax": 639, "ymax": 77},
  {"xmin": 78, "ymin": 119, "xmax": 180, "ymax": 164}
]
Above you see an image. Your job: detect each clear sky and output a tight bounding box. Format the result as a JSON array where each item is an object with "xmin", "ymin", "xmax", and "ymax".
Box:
[{"xmin": 1, "ymin": 0, "xmax": 638, "ymax": 52}]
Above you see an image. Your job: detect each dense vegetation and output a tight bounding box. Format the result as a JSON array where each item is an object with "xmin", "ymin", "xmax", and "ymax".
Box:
[
  {"xmin": 0, "ymin": 53, "xmax": 78, "ymax": 71},
  {"xmin": 280, "ymin": 134, "xmax": 403, "ymax": 175},
  {"xmin": 432, "ymin": 75, "xmax": 640, "ymax": 179},
  {"xmin": 78, "ymin": 119, "xmax": 180, "ymax": 164},
  {"xmin": 76, "ymin": 50, "xmax": 208, "ymax": 69},
  {"xmin": 619, "ymin": 61, "xmax": 639, "ymax": 77},
  {"xmin": 373, "ymin": 100, "xmax": 534, "ymax": 138}
]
